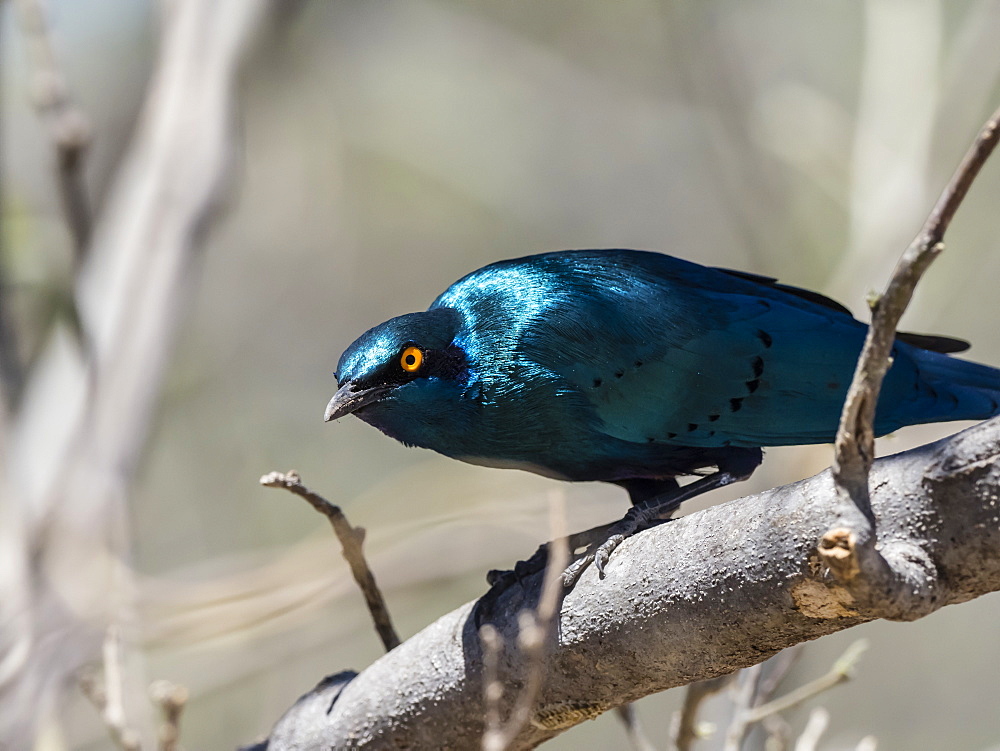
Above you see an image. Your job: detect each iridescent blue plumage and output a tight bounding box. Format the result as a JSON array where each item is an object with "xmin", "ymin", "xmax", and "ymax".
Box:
[{"xmin": 326, "ymin": 249, "xmax": 1000, "ymax": 504}]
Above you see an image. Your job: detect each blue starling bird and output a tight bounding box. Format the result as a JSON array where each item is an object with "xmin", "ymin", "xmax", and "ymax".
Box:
[{"xmin": 325, "ymin": 249, "xmax": 1000, "ymax": 583}]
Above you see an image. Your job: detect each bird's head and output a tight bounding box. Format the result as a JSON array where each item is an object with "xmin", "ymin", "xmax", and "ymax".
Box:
[{"xmin": 324, "ymin": 307, "xmax": 471, "ymax": 445}]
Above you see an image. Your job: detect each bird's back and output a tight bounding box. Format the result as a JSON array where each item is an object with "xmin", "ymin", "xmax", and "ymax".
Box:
[{"xmin": 431, "ymin": 250, "xmax": 1000, "ymax": 469}]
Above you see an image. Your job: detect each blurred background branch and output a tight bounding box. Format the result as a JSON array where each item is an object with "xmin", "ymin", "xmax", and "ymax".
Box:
[
  {"xmin": 15, "ymin": 0, "xmax": 92, "ymax": 266},
  {"xmin": 0, "ymin": 0, "xmax": 277, "ymax": 746}
]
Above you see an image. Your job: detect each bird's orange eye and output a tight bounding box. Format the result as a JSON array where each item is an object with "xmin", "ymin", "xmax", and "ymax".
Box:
[{"xmin": 400, "ymin": 346, "xmax": 423, "ymax": 372}]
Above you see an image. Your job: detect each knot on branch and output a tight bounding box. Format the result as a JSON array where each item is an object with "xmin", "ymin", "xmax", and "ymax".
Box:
[
  {"xmin": 813, "ymin": 528, "xmax": 940, "ymax": 622},
  {"xmin": 818, "ymin": 528, "xmax": 862, "ymax": 582}
]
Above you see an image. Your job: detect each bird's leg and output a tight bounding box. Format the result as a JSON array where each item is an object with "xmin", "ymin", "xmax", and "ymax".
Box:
[
  {"xmin": 485, "ymin": 520, "xmax": 619, "ymax": 589},
  {"xmin": 562, "ymin": 448, "xmax": 763, "ymax": 586},
  {"xmin": 483, "ymin": 477, "xmax": 684, "ymax": 593},
  {"xmin": 476, "ymin": 449, "xmax": 763, "ymax": 624},
  {"xmin": 476, "ymin": 520, "xmax": 621, "ymax": 626}
]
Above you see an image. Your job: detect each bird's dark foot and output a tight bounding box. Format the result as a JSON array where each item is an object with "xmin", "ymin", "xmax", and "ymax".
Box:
[
  {"xmin": 484, "ymin": 520, "xmax": 621, "ymax": 588},
  {"xmin": 476, "ymin": 522, "xmax": 617, "ymax": 626},
  {"xmin": 484, "ymin": 542, "xmax": 551, "ymax": 590},
  {"xmin": 560, "ymin": 509, "xmax": 669, "ymax": 587},
  {"xmin": 475, "ymin": 516, "xmax": 657, "ymax": 624}
]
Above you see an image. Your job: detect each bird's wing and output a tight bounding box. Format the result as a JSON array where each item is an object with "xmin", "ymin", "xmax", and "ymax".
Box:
[
  {"xmin": 514, "ymin": 251, "xmax": 911, "ymax": 448},
  {"xmin": 716, "ymin": 266, "xmax": 970, "ymax": 354}
]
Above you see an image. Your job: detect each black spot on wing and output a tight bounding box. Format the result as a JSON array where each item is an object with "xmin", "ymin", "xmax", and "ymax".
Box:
[
  {"xmin": 756, "ymin": 329, "xmax": 773, "ymax": 348},
  {"xmin": 708, "ymin": 413, "xmax": 721, "ymax": 422},
  {"xmin": 730, "ymin": 397, "xmax": 744, "ymax": 412},
  {"xmin": 687, "ymin": 423, "xmax": 698, "ymax": 432},
  {"xmin": 751, "ymin": 356, "xmax": 764, "ymax": 378},
  {"xmin": 746, "ymin": 379, "xmax": 760, "ymax": 393},
  {"xmin": 592, "ymin": 378, "xmax": 602, "ymax": 388}
]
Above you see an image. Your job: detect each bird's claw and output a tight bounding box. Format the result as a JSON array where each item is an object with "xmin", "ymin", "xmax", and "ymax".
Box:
[
  {"xmin": 477, "ymin": 512, "xmax": 665, "ymax": 623},
  {"xmin": 560, "ymin": 554, "xmax": 593, "ymax": 588},
  {"xmin": 593, "ymin": 533, "xmax": 627, "ymax": 578},
  {"xmin": 485, "ymin": 568, "xmax": 514, "ymax": 588}
]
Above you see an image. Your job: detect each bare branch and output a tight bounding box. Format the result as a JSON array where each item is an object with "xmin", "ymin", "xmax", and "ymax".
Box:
[
  {"xmin": 753, "ymin": 647, "xmax": 802, "ymax": 705},
  {"xmin": 616, "ymin": 704, "xmax": 658, "ymax": 751},
  {"xmin": 673, "ymin": 649, "xmax": 798, "ymax": 751},
  {"xmin": 260, "ymin": 470, "xmax": 401, "ymax": 652},
  {"xmin": 260, "ymin": 417, "xmax": 1000, "ymax": 750},
  {"xmin": 761, "ymin": 714, "xmax": 791, "ymax": 751},
  {"xmin": 793, "ymin": 708, "xmax": 829, "ymax": 751},
  {"xmin": 836, "ymin": 104, "xmax": 1000, "ymax": 497},
  {"xmin": 742, "ymin": 640, "xmax": 867, "ymax": 725},
  {"xmin": 831, "ymin": 106, "xmax": 1000, "ymax": 607},
  {"xmin": 672, "ymin": 675, "xmax": 733, "ymax": 751},
  {"xmin": 722, "ymin": 663, "xmax": 764, "ymax": 751},
  {"xmin": 78, "ymin": 626, "xmax": 141, "ymax": 751}
]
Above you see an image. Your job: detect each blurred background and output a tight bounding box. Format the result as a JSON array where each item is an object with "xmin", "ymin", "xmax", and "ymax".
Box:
[{"xmin": 2, "ymin": 0, "xmax": 1000, "ymax": 749}]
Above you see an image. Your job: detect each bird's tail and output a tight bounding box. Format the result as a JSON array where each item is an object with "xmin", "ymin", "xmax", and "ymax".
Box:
[{"xmin": 905, "ymin": 348, "xmax": 1000, "ymax": 426}]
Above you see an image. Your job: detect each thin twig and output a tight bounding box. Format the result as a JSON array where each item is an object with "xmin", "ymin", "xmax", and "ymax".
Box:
[
  {"xmin": 742, "ymin": 640, "xmax": 868, "ymax": 724},
  {"xmin": 260, "ymin": 470, "xmax": 401, "ymax": 651},
  {"xmin": 482, "ymin": 492, "xmax": 569, "ymax": 751},
  {"xmin": 78, "ymin": 626, "xmax": 141, "ymax": 751},
  {"xmin": 761, "ymin": 714, "xmax": 792, "ymax": 751},
  {"xmin": 15, "ymin": 0, "xmax": 93, "ymax": 262},
  {"xmin": 793, "ymin": 707, "xmax": 829, "ymax": 751},
  {"xmin": 149, "ymin": 679, "xmax": 188, "ymax": 751},
  {"xmin": 723, "ymin": 640, "xmax": 866, "ymax": 751},
  {"xmin": 753, "ymin": 648, "xmax": 803, "ymax": 751},
  {"xmin": 672, "ymin": 674, "xmax": 734, "ymax": 751},
  {"xmin": 753, "ymin": 647, "xmax": 803, "ymax": 707},
  {"xmin": 616, "ymin": 704, "xmax": 658, "ymax": 751},
  {"xmin": 722, "ymin": 663, "xmax": 765, "ymax": 751},
  {"xmin": 833, "ymin": 105, "xmax": 1000, "ymax": 516}
]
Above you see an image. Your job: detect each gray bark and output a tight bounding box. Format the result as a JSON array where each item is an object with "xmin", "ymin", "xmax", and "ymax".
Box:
[{"xmin": 260, "ymin": 416, "xmax": 1000, "ymax": 750}]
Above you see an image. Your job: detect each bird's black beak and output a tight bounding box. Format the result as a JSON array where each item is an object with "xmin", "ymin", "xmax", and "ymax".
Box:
[{"xmin": 324, "ymin": 382, "xmax": 390, "ymax": 422}]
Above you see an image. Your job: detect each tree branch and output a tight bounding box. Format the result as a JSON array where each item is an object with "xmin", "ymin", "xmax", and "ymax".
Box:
[
  {"xmin": 260, "ymin": 471, "xmax": 401, "ymax": 652},
  {"xmin": 259, "ymin": 416, "xmax": 1000, "ymax": 750},
  {"xmin": 830, "ymin": 105, "xmax": 1000, "ymax": 616}
]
